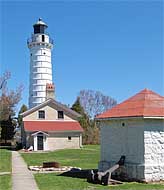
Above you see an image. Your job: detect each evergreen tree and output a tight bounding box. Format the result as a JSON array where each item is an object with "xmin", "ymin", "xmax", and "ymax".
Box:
[
  {"xmin": 71, "ymin": 97, "xmax": 90, "ymax": 128},
  {"xmin": 0, "ymin": 116, "xmax": 15, "ymax": 144},
  {"xmin": 18, "ymin": 104, "xmax": 28, "ymax": 127},
  {"xmin": 71, "ymin": 97, "xmax": 85, "ymax": 115},
  {"xmin": 71, "ymin": 97, "xmax": 99, "ymax": 144}
]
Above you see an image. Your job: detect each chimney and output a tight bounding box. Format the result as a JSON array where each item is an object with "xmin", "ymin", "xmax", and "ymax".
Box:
[{"xmin": 46, "ymin": 83, "xmax": 55, "ymax": 100}]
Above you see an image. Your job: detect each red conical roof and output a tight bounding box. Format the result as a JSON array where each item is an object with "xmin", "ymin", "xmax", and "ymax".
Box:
[{"xmin": 96, "ymin": 89, "xmax": 164, "ymax": 119}]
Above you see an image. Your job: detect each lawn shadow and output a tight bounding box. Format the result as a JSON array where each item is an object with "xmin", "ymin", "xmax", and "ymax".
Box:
[
  {"xmin": 58, "ymin": 168, "xmax": 140, "ymax": 183},
  {"xmin": 59, "ymin": 168, "xmax": 98, "ymax": 179}
]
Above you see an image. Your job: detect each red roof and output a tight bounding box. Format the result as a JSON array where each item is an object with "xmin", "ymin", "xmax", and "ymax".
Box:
[
  {"xmin": 24, "ymin": 121, "xmax": 83, "ymax": 132},
  {"xmin": 96, "ymin": 89, "xmax": 164, "ymax": 119}
]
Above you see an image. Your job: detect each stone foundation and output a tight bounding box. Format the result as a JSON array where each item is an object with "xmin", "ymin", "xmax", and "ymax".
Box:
[
  {"xmin": 144, "ymin": 131, "xmax": 164, "ymax": 182},
  {"xmin": 144, "ymin": 164, "xmax": 164, "ymax": 182}
]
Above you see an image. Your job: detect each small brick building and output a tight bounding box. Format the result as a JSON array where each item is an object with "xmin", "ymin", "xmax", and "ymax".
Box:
[{"xmin": 96, "ymin": 89, "xmax": 164, "ymax": 182}]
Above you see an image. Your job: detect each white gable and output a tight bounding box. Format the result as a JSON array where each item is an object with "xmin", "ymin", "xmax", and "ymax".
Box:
[{"xmin": 23, "ymin": 104, "xmax": 76, "ymax": 121}]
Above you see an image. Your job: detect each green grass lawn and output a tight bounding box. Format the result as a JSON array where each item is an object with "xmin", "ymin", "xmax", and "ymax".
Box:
[
  {"xmin": 21, "ymin": 145, "xmax": 164, "ymax": 190},
  {"xmin": 0, "ymin": 149, "xmax": 11, "ymax": 172},
  {"xmin": 21, "ymin": 145, "xmax": 100, "ymax": 169},
  {"xmin": 0, "ymin": 149, "xmax": 12, "ymax": 190},
  {"xmin": 0, "ymin": 175, "xmax": 11, "ymax": 190},
  {"xmin": 35, "ymin": 173, "xmax": 164, "ymax": 190}
]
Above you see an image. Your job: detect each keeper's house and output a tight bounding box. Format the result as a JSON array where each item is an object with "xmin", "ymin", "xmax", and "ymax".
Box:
[
  {"xmin": 96, "ymin": 89, "xmax": 164, "ymax": 182},
  {"xmin": 21, "ymin": 98, "xmax": 83, "ymax": 151}
]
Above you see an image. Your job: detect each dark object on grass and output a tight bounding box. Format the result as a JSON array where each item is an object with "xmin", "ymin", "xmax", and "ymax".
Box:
[
  {"xmin": 87, "ymin": 155, "xmax": 125, "ymax": 186},
  {"xmin": 43, "ymin": 162, "xmax": 60, "ymax": 168}
]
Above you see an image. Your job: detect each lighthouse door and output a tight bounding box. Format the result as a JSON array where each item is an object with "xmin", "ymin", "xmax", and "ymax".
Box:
[{"xmin": 37, "ymin": 134, "xmax": 43, "ymax": 150}]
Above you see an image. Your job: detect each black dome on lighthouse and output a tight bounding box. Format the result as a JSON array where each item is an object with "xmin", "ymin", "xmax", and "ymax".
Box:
[{"xmin": 33, "ymin": 18, "xmax": 48, "ymax": 34}]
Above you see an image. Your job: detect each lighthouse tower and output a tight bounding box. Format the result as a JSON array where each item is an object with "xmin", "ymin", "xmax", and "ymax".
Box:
[{"xmin": 27, "ymin": 18, "xmax": 54, "ymax": 108}]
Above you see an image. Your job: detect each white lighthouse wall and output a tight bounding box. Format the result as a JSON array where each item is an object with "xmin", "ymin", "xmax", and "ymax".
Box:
[{"xmin": 29, "ymin": 34, "xmax": 53, "ymax": 108}]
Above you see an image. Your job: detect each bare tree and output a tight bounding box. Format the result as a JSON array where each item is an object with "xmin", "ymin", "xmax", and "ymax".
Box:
[
  {"xmin": 0, "ymin": 86, "xmax": 23, "ymax": 121},
  {"xmin": 79, "ymin": 90, "xmax": 117, "ymax": 118},
  {"xmin": 0, "ymin": 71, "xmax": 11, "ymax": 91},
  {"xmin": 0, "ymin": 71, "xmax": 23, "ymax": 120},
  {"xmin": 0, "ymin": 72, "xmax": 23, "ymax": 141}
]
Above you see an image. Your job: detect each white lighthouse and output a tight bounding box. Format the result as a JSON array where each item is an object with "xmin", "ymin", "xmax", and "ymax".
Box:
[{"xmin": 27, "ymin": 18, "xmax": 54, "ymax": 108}]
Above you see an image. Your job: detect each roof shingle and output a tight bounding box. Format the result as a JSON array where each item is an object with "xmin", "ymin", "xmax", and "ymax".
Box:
[
  {"xmin": 96, "ymin": 89, "xmax": 164, "ymax": 119},
  {"xmin": 24, "ymin": 121, "xmax": 83, "ymax": 132}
]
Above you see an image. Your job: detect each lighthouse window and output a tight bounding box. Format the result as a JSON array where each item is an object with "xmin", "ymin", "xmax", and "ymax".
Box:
[{"xmin": 42, "ymin": 35, "xmax": 45, "ymax": 42}]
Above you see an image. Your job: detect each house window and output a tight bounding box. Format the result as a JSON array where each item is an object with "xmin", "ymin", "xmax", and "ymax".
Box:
[
  {"xmin": 68, "ymin": 136, "xmax": 72, "ymax": 141},
  {"xmin": 38, "ymin": 110, "xmax": 45, "ymax": 119},
  {"xmin": 58, "ymin": 111, "xmax": 64, "ymax": 119}
]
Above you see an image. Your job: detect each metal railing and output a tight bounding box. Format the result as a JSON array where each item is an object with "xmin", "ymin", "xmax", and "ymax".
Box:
[{"xmin": 27, "ymin": 35, "xmax": 53, "ymax": 45}]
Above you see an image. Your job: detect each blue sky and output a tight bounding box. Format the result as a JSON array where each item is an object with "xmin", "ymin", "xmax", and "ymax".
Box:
[{"xmin": 0, "ymin": 0, "xmax": 163, "ymax": 113}]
